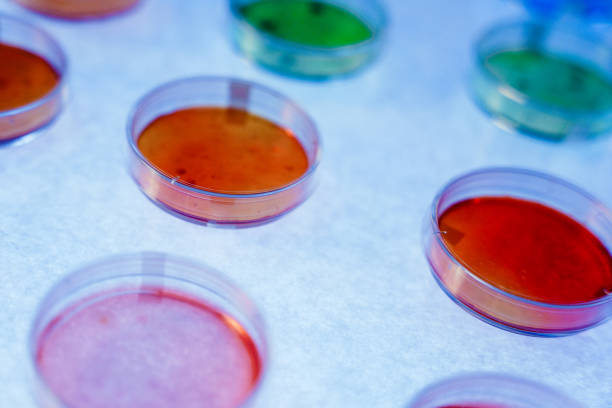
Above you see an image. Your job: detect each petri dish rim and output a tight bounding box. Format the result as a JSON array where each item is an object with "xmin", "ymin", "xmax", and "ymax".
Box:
[
  {"xmin": 472, "ymin": 20, "xmax": 612, "ymax": 122},
  {"xmin": 428, "ymin": 167, "xmax": 612, "ymax": 310},
  {"xmin": 0, "ymin": 13, "xmax": 68, "ymax": 120},
  {"xmin": 126, "ymin": 75, "xmax": 322, "ymax": 199},
  {"xmin": 228, "ymin": 0, "xmax": 388, "ymax": 56},
  {"xmin": 28, "ymin": 252, "xmax": 268, "ymax": 408},
  {"xmin": 406, "ymin": 372, "xmax": 584, "ymax": 408}
]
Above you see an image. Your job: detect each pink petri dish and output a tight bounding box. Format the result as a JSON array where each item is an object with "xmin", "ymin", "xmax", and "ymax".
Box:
[
  {"xmin": 127, "ymin": 77, "xmax": 321, "ymax": 227},
  {"xmin": 13, "ymin": 0, "xmax": 140, "ymax": 19},
  {"xmin": 406, "ymin": 373, "xmax": 584, "ymax": 408},
  {"xmin": 29, "ymin": 253, "xmax": 267, "ymax": 408},
  {"xmin": 0, "ymin": 14, "xmax": 66, "ymax": 146}
]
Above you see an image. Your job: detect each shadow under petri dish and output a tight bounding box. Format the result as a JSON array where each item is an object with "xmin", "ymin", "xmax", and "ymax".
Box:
[
  {"xmin": 438, "ymin": 196, "xmax": 612, "ymax": 304},
  {"xmin": 137, "ymin": 107, "xmax": 309, "ymax": 195},
  {"xmin": 35, "ymin": 288, "xmax": 262, "ymax": 408}
]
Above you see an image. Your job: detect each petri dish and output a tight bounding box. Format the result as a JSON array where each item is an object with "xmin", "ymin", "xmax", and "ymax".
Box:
[
  {"xmin": 406, "ymin": 373, "xmax": 584, "ymax": 408},
  {"xmin": 229, "ymin": 0, "xmax": 387, "ymax": 78},
  {"xmin": 422, "ymin": 168, "xmax": 612, "ymax": 336},
  {"xmin": 30, "ymin": 252, "xmax": 267, "ymax": 408},
  {"xmin": 127, "ymin": 76, "xmax": 321, "ymax": 227},
  {"xmin": 471, "ymin": 21, "xmax": 612, "ymax": 140},
  {"xmin": 0, "ymin": 15, "xmax": 66, "ymax": 145},
  {"xmin": 13, "ymin": 0, "xmax": 140, "ymax": 19}
]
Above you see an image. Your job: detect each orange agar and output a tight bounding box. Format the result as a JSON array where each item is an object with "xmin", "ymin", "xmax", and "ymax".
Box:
[{"xmin": 0, "ymin": 43, "xmax": 61, "ymax": 141}]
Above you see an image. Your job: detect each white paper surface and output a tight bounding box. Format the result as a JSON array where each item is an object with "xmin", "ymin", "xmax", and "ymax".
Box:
[{"xmin": 0, "ymin": 0, "xmax": 611, "ymax": 407}]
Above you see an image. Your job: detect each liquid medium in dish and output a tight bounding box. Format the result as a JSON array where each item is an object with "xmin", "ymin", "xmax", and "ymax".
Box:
[
  {"xmin": 230, "ymin": 0, "xmax": 386, "ymax": 78},
  {"xmin": 128, "ymin": 77, "xmax": 320, "ymax": 227},
  {"xmin": 406, "ymin": 373, "xmax": 584, "ymax": 408},
  {"xmin": 471, "ymin": 21, "xmax": 612, "ymax": 140},
  {"xmin": 423, "ymin": 168, "xmax": 612, "ymax": 336},
  {"xmin": 30, "ymin": 253, "xmax": 267, "ymax": 408},
  {"xmin": 0, "ymin": 15, "xmax": 66, "ymax": 144},
  {"xmin": 13, "ymin": 0, "xmax": 139, "ymax": 19}
]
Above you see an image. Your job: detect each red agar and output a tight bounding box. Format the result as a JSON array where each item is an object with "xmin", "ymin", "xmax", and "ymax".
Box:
[
  {"xmin": 36, "ymin": 288, "xmax": 262, "ymax": 408},
  {"xmin": 438, "ymin": 196, "xmax": 612, "ymax": 304}
]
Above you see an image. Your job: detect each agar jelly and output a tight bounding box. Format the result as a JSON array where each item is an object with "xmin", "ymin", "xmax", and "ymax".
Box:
[
  {"xmin": 137, "ymin": 107, "xmax": 309, "ymax": 194},
  {"xmin": 13, "ymin": 0, "xmax": 139, "ymax": 19},
  {"xmin": 36, "ymin": 290, "xmax": 261, "ymax": 408},
  {"xmin": 439, "ymin": 196, "xmax": 612, "ymax": 304},
  {"xmin": 239, "ymin": 0, "xmax": 372, "ymax": 47}
]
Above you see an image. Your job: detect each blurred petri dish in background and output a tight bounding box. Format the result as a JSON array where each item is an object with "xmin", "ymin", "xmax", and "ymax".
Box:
[
  {"xmin": 406, "ymin": 373, "xmax": 584, "ymax": 408},
  {"xmin": 13, "ymin": 0, "xmax": 140, "ymax": 19},
  {"xmin": 471, "ymin": 21, "xmax": 612, "ymax": 140},
  {"xmin": 422, "ymin": 168, "xmax": 612, "ymax": 336},
  {"xmin": 30, "ymin": 252, "xmax": 267, "ymax": 408},
  {"xmin": 229, "ymin": 0, "xmax": 386, "ymax": 78},
  {"xmin": 517, "ymin": 0, "xmax": 612, "ymax": 21},
  {"xmin": 0, "ymin": 15, "xmax": 66, "ymax": 146},
  {"xmin": 127, "ymin": 77, "xmax": 321, "ymax": 227}
]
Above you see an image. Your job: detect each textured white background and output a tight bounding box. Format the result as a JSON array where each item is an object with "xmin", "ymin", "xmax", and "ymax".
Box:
[{"xmin": 1, "ymin": 0, "xmax": 611, "ymax": 407}]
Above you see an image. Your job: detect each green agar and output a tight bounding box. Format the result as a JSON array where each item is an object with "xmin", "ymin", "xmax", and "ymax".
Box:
[
  {"xmin": 486, "ymin": 49, "xmax": 612, "ymax": 112},
  {"xmin": 239, "ymin": 0, "xmax": 372, "ymax": 48}
]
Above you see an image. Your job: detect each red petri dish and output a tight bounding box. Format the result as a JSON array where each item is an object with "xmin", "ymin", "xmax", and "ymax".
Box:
[
  {"xmin": 13, "ymin": 0, "xmax": 139, "ymax": 19},
  {"xmin": 30, "ymin": 253, "xmax": 267, "ymax": 408},
  {"xmin": 127, "ymin": 77, "xmax": 320, "ymax": 227},
  {"xmin": 406, "ymin": 373, "xmax": 583, "ymax": 408},
  {"xmin": 423, "ymin": 168, "xmax": 612, "ymax": 336},
  {"xmin": 0, "ymin": 15, "xmax": 66, "ymax": 145}
]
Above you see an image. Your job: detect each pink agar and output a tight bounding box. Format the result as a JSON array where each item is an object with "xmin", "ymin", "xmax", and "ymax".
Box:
[{"xmin": 35, "ymin": 288, "xmax": 262, "ymax": 408}]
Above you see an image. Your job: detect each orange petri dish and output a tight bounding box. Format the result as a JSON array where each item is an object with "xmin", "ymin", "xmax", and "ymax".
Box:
[
  {"xmin": 0, "ymin": 15, "xmax": 66, "ymax": 145},
  {"xmin": 127, "ymin": 77, "xmax": 320, "ymax": 227},
  {"xmin": 13, "ymin": 0, "xmax": 140, "ymax": 19},
  {"xmin": 423, "ymin": 168, "xmax": 612, "ymax": 336}
]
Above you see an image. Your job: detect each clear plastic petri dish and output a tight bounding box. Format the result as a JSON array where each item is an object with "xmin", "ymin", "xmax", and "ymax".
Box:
[
  {"xmin": 471, "ymin": 21, "xmax": 612, "ymax": 140},
  {"xmin": 13, "ymin": 0, "xmax": 140, "ymax": 19},
  {"xmin": 406, "ymin": 373, "xmax": 584, "ymax": 408},
  {"xmin": 29, "ymin": 252, "xmax": 267, "ymax": 408},
  {"xmin": 0, "ymin": 14, "xmax": 66, "ymax": 146},
  {"xmin": 127, "ymin": 76, "xmax": 321, "ymax": 227},
  {"xmin": 422, "ymin": 168, "xmax": 612, "ymax": 336},
  {"xmin": 229, "ymin": 0, "xmax": 387, "ymax": 78}
]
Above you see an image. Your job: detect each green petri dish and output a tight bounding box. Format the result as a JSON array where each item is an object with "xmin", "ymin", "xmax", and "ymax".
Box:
[
  {"xmin": 471, "ymin": 21, "xmax": 612, "ymax": 140},
  {"xmin": 229, "ymin": 0, "xmax": 386, "ymax": 78}
]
